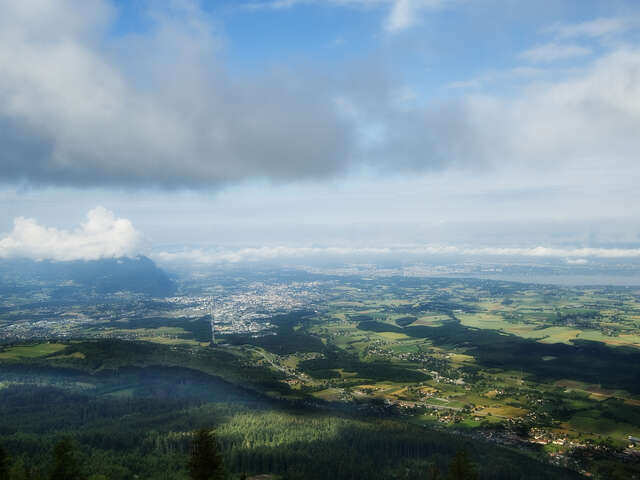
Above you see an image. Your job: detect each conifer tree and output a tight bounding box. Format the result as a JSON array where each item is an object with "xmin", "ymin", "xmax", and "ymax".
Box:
[
  {"xmin": 0, "ymin": 444, "xmax": 9, "ymax": 480},
  {"xmin": 50, "ymin": 438, "xmax": 82, "ymax": 480},
  {"xmin": 427, "ymin": 463, "xmax": 442, "ymax": 480},
  {"xmin": 447, "ymin": 450, "xmax": 477, "ymax": 480},
  {"xmin": 188, "ymin": 429, "xmax": 224, "ymax": 480},
  {"xmin": 8, "ymin": 460, "xmax": 28, "ymax": 480}
]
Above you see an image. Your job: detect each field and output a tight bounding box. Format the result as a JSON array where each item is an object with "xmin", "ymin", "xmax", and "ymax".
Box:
[
  {"xmin": 1, "ymin": 274, "xmax": 640, "ymax": 477},
  {"xmin": 0, "ymin": 343, "xmax": 67, "ymax": 359}
]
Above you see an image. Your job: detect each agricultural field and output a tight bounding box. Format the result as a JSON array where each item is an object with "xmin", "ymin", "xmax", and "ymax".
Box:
[
  {"xmin": 2, "ymin": 273, "xmax": 640, "ymax": 477},
  {"xmin": 211, "ymin": 275, "xmax": 640, "ymax": 474},
  {"xmin": 0, "ymin": 342, "xmax": 68, "ymax": 359}
]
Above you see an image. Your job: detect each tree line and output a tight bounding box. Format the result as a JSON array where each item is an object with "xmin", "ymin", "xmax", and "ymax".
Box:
[{"xmin": 0, "ymin": 432, "xmax": 480, "ymax": 480}]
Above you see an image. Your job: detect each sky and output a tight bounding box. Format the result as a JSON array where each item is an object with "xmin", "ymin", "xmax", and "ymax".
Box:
[{"xmin": 2, "ymin": 0, "xmax": 640, "ymax": 266}]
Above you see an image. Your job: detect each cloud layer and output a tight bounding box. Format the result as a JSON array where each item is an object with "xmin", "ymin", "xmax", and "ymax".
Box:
[
  {"xmin": 154, "ymin": 244, "xmax": 640, "ymax": 265},
  {"xmin": 2, "ymin": 205, "xmax": 638, "ymax": 265},
  {"xmin": 0, "ymin": 207, "xmax": 140, "ymax": 261},
  {"xmin": 1, "ymin": 2, "xmax": 640, "ymax": 193},
  {"xmin": 0, "ymin": 0, "xmax": 356, "ymax": 188}
]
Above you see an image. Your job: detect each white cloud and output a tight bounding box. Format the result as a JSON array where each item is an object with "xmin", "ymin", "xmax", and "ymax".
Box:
[
  {"xmin": 435, "ymin": 47, "xmax": 640, "ymax": 186},
  {"xmin": 502, "ymin": 48, "xmax": 640, "ymax": 168},
  {"xmin": 567, "ymin": 258, "xmax": 588, "ymax": 265},
  {"xmin": 520, "ymin": 43, "xmax": 591, "ymax": 63},
  {"xmin": 0, "ymin": 207, "xmax": 140, "ymax": 261},
  {"xmin": 447, "ymin": 66, "xmax": 543, "ymax": 89},
  {"xmin": 154, "ymin": 246, "xmax": 393, "ymax": 264},
  {"xmin": 385, "ymin": 0, "xmax": 448, "ymax": 32},
  {"xmin": 547, "ymin": 16, "xmax": 640, "ymax": 39},
  {"xmin": 385, "ymin": 0, "xmax": 415, "ymax": 32},
  {"xmin": 2, "ymin": 0, "xmax": 640, "ymax": 206},
  {"xmin": 0, "ymin": 0, "xmax": 357, "ymax": 187},
  {"xmin": 458, "ymin": 246, "xmax": 640, "ymax": 258},
  {"xmin": 246, "ymin": 0, "xmax": 449, "ymax": 33},
  {"xmin": 154, "ymin": 244, "xmax": 640, "ymax": 265}
]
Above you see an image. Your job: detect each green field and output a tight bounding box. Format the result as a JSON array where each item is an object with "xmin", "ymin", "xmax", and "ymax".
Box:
[{"xmin": 0, "ymin": 343, "xmax": 67, "ymax": 359}]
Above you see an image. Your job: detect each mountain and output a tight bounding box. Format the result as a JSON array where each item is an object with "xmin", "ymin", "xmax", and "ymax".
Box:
[{"xmin": 0, "ymin": 256, "xmax": 176, "ymax": 297}]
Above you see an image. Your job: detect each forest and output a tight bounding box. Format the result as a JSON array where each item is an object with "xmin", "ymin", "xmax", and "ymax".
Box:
[{"xmin": 0, "ymin": 366, "xmax": 584, "ymax": 480}]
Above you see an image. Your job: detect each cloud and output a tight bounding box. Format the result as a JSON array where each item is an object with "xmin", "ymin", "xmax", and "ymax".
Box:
[
  {"xmin": 244, "ymin": 0, "xmax": 449, "ymax": 33},
  {"xmin": 567, "ymin": 258, "xmax": 588, "ymax": 265},
  {"xmin": 0, "ymin": 0, "xmax": 463, "ymax": 189},
  {"xmin": 155, "ymin": 246, "xmax": 392, "ymax": 264},
  {"xmin": 1, "ymin": 1, "xmax": 640, "ymax": 193},
  {"xmin": 0, "ymin": 207, "xmax": 140, "ymax": 261},
  {"xmin": 546, "ymin": 16, "xmax": 640, "ymax": 39},
  {"xmin": 440, "ymin": 47, "xmax": 640, "ymax": 183},
  {"xmin": 385, "ymin": 0, "xmax": 417, "ymax": 32},
  {"xmin": 520, "ymin": 43, "xmax": 591, "ymax": 63},
  {"xmin": 154, "ymin": 244, "xmax": 640, "ymax": 265},
  {"xmin": 447, "ymin": 67, "xmax": 543, "ymax": 89},
  {"xmin": 0, "ymin": 0, "xmax": 357, "ymax": 188},
  {"xmin": 246, "ymin": 0, "xmax": 374, "ymax": 8},
  {"xmin": 502, "ymin": 48, "xmax": 640, "ymax": 169},
  {"xmin": 385, "ymin": 0, "xmax": 447, "ymax": 32}
]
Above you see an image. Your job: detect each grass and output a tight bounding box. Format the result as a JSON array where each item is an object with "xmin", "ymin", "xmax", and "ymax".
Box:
[
  {"xmin": 103, "ymin": 387, "xmax": 136, "ymax": 398},
  {"xmin": 50, "ymin": 352, "xmax": 87, "ymax": 360},
  {"xmin": 312, "ymin": 388, "xmax": 344, "ymax": 401},
  {"xmin": 411, "ymin": 315, "xmax": 449, "ymax": 327},
  {"xmin": 377, "ymin": 331, "xmax": 412, "ymax": 341},
  {"xmin": 283, "ymin": 355, "xmax": 300, "ymax": 369},
  {"xmin": 534, "ymin": 327, "xmax": 583, "ymax": 344},
  {"xmin": 138, "ymin": 336, "xmax": 203, "ymax": 346},
  {"xmin": 458, "ymin": 313, "xmax": 512, "ymax": 331},
  {"xmin": 448, "ymin": 353, "xmax": 475, "ymax": 364},
  {"xmin": 0, "ymin": 343, "xmax": 67, "ymax": 359},
  {"xmin": 457, "ymin": 312, "xmax": 640, "ymax": 348},
  {"xmin": 578, "ymin": 330, "xmax": 640, "ymax": 348},
  {"xmin": 478, "ymin": 406, "xmax": 528, "ymax": 418},
  {"xmin": 334, "ymin": 368, "xmax": 358, "ymax": 378}
]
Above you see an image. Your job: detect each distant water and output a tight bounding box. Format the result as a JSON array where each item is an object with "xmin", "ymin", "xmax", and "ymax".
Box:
[{"xmin": 451, "ymin": 272, "xmax": 640, "ymax": 287}]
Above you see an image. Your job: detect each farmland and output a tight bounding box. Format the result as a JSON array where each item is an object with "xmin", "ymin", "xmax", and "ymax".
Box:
[{"xmin": 1, "ymin": 272, "xmax": 640, "ymax": 477}]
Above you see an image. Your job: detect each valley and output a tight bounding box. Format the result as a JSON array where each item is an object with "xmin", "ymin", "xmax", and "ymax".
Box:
[{"xmin": 2, "ymin": 269, "xmax": 640, "ymax": 477}]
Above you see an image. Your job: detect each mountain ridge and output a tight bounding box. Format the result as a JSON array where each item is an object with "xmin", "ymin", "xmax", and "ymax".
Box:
[{"xmin": 0, "ymin": 256, "xmax": 176, "ymax": 297}]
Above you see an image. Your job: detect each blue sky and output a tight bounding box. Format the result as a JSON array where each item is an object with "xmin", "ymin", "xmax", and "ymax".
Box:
[
  {"xmin": 103, "ymin": 0, "xmax": 633, "ymax": 95},
  {"xmin": 1, "ymin": 0, "xmax": 640, "ymax": 264}
]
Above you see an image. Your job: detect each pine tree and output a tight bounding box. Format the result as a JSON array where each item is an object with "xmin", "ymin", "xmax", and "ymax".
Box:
[
  {"xmin": 188, "ymin": 429, "xmax": 224, "ymax": 480},
  {"xmin": 447, "ymin": 450, "xmax": 477, "ymax": 480},
  {"xmin": 8, "ymin": 459, "xmax": 28, "ymax": 480},
  {"xmin": 0, "ymin": 444, "xmax": 9, "ymax": 480},
  {"xmin": 49, "ymin": 438, "xmax": 82, "ymax": 480},
  {"xmin": 427, "ymin": 463, "xmax": 442, "ymax": 480}
]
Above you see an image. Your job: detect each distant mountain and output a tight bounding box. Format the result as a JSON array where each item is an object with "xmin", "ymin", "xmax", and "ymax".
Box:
[{"xmin": 0, "ymin": 256, "xmax": 176, "ymax": 297}]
